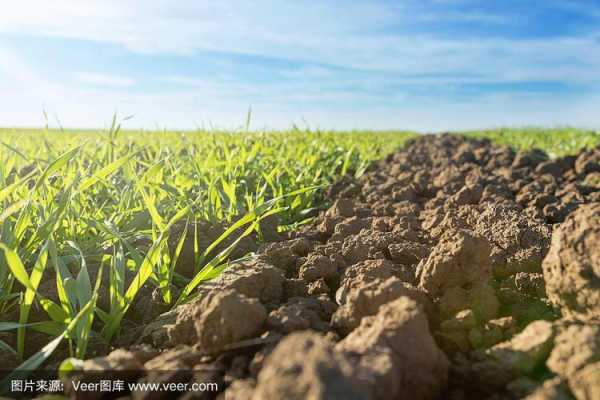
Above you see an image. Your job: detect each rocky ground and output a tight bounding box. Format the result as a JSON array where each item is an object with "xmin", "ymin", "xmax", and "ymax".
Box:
[{"xmin": 42, "ymin": 135, "xmax": 600, "ymax": 398}]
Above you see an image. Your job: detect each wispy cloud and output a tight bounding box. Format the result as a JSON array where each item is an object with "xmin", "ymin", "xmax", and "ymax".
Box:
[
  {"xmin": 0, "ymin": 1, "xmax": 599, "ymax": 130},
  {"xmin": 1, "ymin": 1, "xmax": 599, "ymax": 83},
  {"xmin": 77, "ymin": 72, "xmax": 134, "ymax": 87}
]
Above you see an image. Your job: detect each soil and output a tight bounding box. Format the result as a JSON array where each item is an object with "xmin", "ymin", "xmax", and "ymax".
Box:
[{"xmin": 6, "ymin": 134, "xmax": 600, "ymax": 399}]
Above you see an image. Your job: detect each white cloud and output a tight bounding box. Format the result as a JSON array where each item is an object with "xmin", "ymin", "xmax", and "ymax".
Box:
[
  {"xmin": 77, "ymin": 72, "xmax": 134, "ymax": 87},
  {"xmin": 1, "ymin": 1, "xmax": 600, "ymax": 130},
  {"xmin": 1, "ymin": 1, "xmax": 599, "ymax": 84},
  {"xmin": 0, "ymin": 43, "xmax": 52, "ymax": 91}
]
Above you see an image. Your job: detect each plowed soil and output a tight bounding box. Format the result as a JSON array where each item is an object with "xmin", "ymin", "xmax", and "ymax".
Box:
[{"xmin": 52, "ymin": 135, "xmax": 600, "ymax": 398}]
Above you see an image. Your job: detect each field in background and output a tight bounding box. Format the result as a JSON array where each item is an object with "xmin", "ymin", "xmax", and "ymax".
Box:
[
  {"xmin": 0, "ymin": 125, "xmax": 598, "ymax": 380},
  {"xmin": 463, "ymin": 127, "xmax": 600, "ymax": 157}
]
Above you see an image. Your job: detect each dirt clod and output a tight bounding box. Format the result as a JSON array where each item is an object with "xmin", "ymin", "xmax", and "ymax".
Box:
[
  {"xmin": 337, "ymin": 297, "xmax": 449, "ymax": 399},
  {"xmin": 203, "ymin": 260, "xmax": 285, "ymax": 305},
  {"xmin": 418, "ymin": 229, "xmax": 492, "ymax": 296},
  {"xmin": 253, "ymin": 332, "xmax": 372, "ymax": 400},
  {"xmin": 168, "ymin": 289, "xmax": 267, "ymax": 354},
  {"xmin": 543, "ymin": 204, "xmax": 600, "ymax": 322},
  {"xmin": 332, "ymin": 277, "xmax": 432, "ymax": 335},
  {"xmin": 547, "ymin": 323, "xmax": 600, "ymax": 379}
]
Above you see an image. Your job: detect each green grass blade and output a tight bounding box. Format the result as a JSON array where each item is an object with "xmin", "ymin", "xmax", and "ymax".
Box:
[
  {"xmin": 163, "ymin": 218, "xmax": 189, "ymax": 303},
  {"xmin": 101, "ymin": 236, "xmax": 166, "ymax": 341},
  {"xmin": 0, "ymin": 298, "xmax": 95, "ymax": 391},
  {"xmin": 0, "ymin": 199, "xmax": 28, "ymax": 225},
  {"xmin": 176, "ymin": 221, "xmax": 258, "ymax": 306},
  {"xmin": 0, "ymin": 244, "xmax": 34, "ymax": 291},
  {"xmin": 109, "ymin": 248, "xmax": 125, "ymax": 314},
  {"xmin": 0, "ymin": 170, "xmax": 36, "ymax": 203},
  {"xmin": 39, "ymin": 298, "xmax": 70, "ymax": 323},
  {"xmin": 48, "ymin": 238, "xmax": 74, "ymax": 315},
  {"xmin": 198, "ymin": 211, "xmax": 257, "ymax": 266},
  {"xmin": 0, "ymin": 339, "xmax": 16, "ymax": 356},
  {"xmin": 0, "ymin": 322, "xmax": 43, "ymax": 331},
  {"xmin": 75, "ymin": 260, "xmax": 103, "ymax": 358},
  {"xmin": 138, "ymin": 188, "xmax": 165, "ymax": 231},
  {"xmin": 17, "ymin": 241, "xmax": 49, "ymax": 357},
  {"xmin": 67, "ymin": 241, "xmax": 92, "ymax": 308},
  {"xmin": 33, "ymin": 144, "xmax": 83, "ymax": 191},
  {"xmin": 78, "ymin": 153, "xmax": 134, "ymax": 192}
]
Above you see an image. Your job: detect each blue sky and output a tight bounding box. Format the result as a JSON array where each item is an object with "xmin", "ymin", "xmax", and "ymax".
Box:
[{"xmin": 1, "ymin": 0, "xmax": 599, "ymax": 131}]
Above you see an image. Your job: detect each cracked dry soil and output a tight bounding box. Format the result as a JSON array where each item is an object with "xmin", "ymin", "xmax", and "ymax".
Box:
[{"xmin": 62, "ymin": 134, "xmax": 600, "ymax": 399}]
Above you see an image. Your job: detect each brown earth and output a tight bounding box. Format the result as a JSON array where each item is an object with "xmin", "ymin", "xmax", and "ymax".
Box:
[{"xmin": 10, "ymin": 134, "xmax": 600, "ymax": 399}]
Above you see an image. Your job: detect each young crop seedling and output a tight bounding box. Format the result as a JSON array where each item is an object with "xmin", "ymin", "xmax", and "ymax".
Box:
[{"xmin": 0, "ymin": 124, "xmax": 416, "ymax": 378}]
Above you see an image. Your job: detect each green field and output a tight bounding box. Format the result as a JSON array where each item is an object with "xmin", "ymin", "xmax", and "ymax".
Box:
[
  {"xmin": 0, "ymin": 125, "xmax": 598, "ymax": 379},
  {"xmin": 463, "ymin": 127, "xmax": 600, "ymax": 157}
]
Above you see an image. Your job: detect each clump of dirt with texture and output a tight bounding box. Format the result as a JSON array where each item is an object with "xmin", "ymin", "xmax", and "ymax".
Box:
[{"xmin": 66, "ymin": 134, "xmax": 600, "ymax": 399}]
